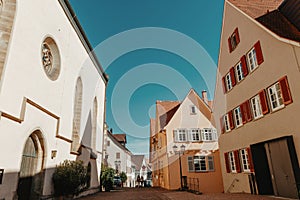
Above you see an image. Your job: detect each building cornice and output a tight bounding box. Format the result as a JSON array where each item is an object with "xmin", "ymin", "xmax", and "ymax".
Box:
[
  {"xmin": 226, "ymin": 0, "xmax": 300, "ymax": 47},
  {"xmin": 58, "ymin": 0, "xmax": 108, "ymax": 84}
]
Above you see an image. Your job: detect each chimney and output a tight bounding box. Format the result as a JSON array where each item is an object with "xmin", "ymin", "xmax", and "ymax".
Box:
[{"xmin": 202, "ymin": 90, "xmax": 208, "ymax": 104}]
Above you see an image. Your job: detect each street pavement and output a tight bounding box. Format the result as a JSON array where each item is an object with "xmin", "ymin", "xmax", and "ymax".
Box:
[{"xmin": 78, "ymin": 187, "xmax": 294, "ymax": 200}]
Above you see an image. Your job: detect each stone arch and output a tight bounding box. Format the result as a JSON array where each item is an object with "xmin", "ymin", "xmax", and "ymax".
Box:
[
  {"xmin": 0, "ymin": 0, "xmax": 17, "ymax": 81},
  {"xmin": 71, "ymin": 77, "xmax": 83, "ymax": 154},
  {"xmin": 17, "ymin": 130, "xmax": 45, "ymax": 200},
  {"xmin": 92, "ymin": 97, "xmax": 97, "ymax": 150}
]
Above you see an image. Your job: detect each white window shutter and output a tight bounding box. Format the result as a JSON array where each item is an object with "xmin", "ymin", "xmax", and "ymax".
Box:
[{"xmin": 174, "ymin": 130, "xmax": 178, "ymax": 142}]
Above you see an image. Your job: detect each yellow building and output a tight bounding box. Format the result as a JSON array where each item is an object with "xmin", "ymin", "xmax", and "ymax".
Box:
[{"xmin": 150, "ymin": 89, "xmax": 223, "ymax": 193}]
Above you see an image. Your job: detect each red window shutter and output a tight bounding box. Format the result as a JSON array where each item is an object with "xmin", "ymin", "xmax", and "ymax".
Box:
[
  {"xmin": 234, "ymin": 150, "xmax": 241, "ymax": 173},
  {"xmin": 240, "ymin": 103, "xmax": 247, "ymax": 124},
  {"xmin": 228, "ymin": 37, "xmax": 233, "ymax": 53},
  {"xmin": 246, "ymin": 147, "xmax": 254, "ymax": 172},
  {"xmin": 230, "ymin": 67, "xmax": 236, "ymax": 87},
  {"xmin": 240, "ymin": 101, "xmax": 252, "ymax": 124},
  {"xmin": 234, "ymin": 28, "xmax": 240, "ymax": 45},
  {"xmin": 279, "ymin": 76, "xmax": 293, "ymax": 105},
  {"xmin": 240, "ymin": 55, "xmax": 248, "ymax": 77},
  {"xmin": 228, "ymin": 111, "xmax": 235, "ymax": 130},
  {"xmin": 259, "ymin": 90, "xmax": 269, "ymax": 115},
  {"xmin": 222, "ymin": 77, "xmax": 227, "ymax": 93},
  {"xmin": 224, "ymin": 152, "xmax": 230, "ymax": 173},
  {"xmin": 254, "ymin": 41, "xmax": 264, "ymax": 65}
]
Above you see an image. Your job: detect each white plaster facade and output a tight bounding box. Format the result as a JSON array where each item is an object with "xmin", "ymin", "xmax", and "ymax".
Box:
[
  {"xmin": 0, "ymin": 0, "xmax": 107, "ymax": 199},
  {"xmin": 165, "ymin": 90, "xmax": 218, "ymax": 156},
  {"xmin": 103, "ymin": 130, "xmax": 134, "ymax": 187}
]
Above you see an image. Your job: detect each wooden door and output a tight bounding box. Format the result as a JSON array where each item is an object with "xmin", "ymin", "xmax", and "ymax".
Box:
[{"xmin": 267, "ymin": 139, "xmax": 298, "ymax": 199}]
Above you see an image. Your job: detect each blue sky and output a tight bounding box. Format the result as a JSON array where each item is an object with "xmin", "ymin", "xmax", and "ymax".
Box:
[{"xmin": 69, "ymin": 0, "xmax": 224, "ymax": 155}]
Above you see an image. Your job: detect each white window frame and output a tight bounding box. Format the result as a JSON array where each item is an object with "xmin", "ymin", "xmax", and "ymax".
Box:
[
  {"xmin": 225, "ymin": 73, "xmax": 232, "ymax": 91},
  {"xmin": 240, "ymin": 149, "xmax": 250, "ymax": 172},
  {"xmin": 233, "ymin": 106, "xmax": 243, "ymax": 128},
  {"xmin": 268, "ymin": 82, "xmax": 284, "ymax": 111},
  {"xmin": 194, "ymin": 156, "xmax": 207, "ymax": 172},
  {"xmin": 235, "ymin": 62, "xmax": 244, "ymax": 82},
  {"xmin": 201, "ymin": 128, "xmax": 217, "ymax": 142},
  {"xmin": 190, "ymin": 105, "xmax": 196, "ymax": 115},
  {"xmin": 229, "ymin": 151, "xmax": 237, "ymax": 173},
  {"xmin": 250, "ymin": 95, "xmax": 263, "ymax": 119},
  {"xmin": 224, "ymin": 114, "xmax": 231, "ymax": 132},
  {"xmin": 174, "ymin": 129, "xmax": 187, "ymax": 142},
  {"xmin": 247, "ymin": 48, "xmax": 258, "ymax": 72},
  {"xmin": 189, "ymin": 129, "xmax": 201, "ymax": 142}
]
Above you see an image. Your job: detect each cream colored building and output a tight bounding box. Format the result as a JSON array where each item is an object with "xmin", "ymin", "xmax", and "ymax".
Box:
[
  {"xmin": 0, "ymin": 0, "xmax": 107, "ymax": 199},
  {"xmin": 213, "ymin": 0, "xmax": 300, "ymax": 198},
  {"xmin": 150, "ymin": 89, "xmax": 223, "ymax": 193},
  {"xmin": 103, "ymin": 128, "xmax": 135, "ymax": 187}
]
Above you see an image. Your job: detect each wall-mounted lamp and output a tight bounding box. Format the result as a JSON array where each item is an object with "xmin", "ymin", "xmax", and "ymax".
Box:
[{"xmin": 51, "ymin": 150, "xmax": 57, "ymax": 159}]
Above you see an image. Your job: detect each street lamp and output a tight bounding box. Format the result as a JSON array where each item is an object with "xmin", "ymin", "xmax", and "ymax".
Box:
[{"xmin": 173, "ymin": 144, "xmax": 185, "ymax": 190}]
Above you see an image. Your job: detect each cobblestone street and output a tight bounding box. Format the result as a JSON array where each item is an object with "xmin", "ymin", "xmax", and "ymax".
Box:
[{"xmin": 78, "ymin": 188, "xmax": 292, "ymax": 200}]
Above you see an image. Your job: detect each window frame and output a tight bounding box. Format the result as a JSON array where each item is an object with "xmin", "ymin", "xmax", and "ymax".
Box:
[
  {"xmin": 201, "ymin": 128, "xmax": 217, "ymax": 142},
  {"xmin": 224, "ymin": 114, "xmax": 231, "ymax": 132},
  {"xmin": 194, "ymin": 156, "xmax": 207, "ymax": 172},
  {"xmin": 247, "ymin": 47, "xmax": 258, "ymax": 72},
  {"xmin": 174, "ymin": 129, "xmax": 188, "ymax": 142},
  {"xmin": 233, "ymin": 106, "xmax": 243, "ymax": 128},
  {"xmin": 268, "ymin": 82, "xmax": 284, "ymax": 112},
  {"xmin": 229, "ymin": 151, "xmax": 237, "ymax": 173},
  {"xmin": 189, "ymin": 128, "xmax": 201, "ymax": 142},
  {"xmin": 235, "ymin": 61, "xmax": 244, "ymax": 82},
  {"xmin": 116, "ymin": 152, "xmax": 120, "ymax": 159},
  {"xmin": 190, "ymin": 105, "xmax": 196, "ymax": 115},
  {"xmin": 188, "ymin": 156, "xmax": 215, "ymax": 172},
  {"xmin": 240, "ymin": 149, "xmax": 251, "ymax": 173},
  {"xmin": 225, "ymin": 72, "xmax": 232, "ymax": 91},
  {"xmin": 250, "ymin": 95, "xmax": 263, "ymax": 119}
]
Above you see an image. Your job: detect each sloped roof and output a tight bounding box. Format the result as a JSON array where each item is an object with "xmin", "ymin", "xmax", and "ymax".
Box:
[
  {"xmin": 156, "ymin": 101, "xmax": 180, "ymax": 131},
  {"xmin": 113, "ymin": 134, "xmax": 127, "ymax": 144},
  {"xmin": 107, "ymin": 131, "xmax": 131, "ymax": 152},
  {"xmin": 228, "ymin": 0, "xmax": 300, "ymax": 42},
  {"xmin": 228, "ymin": 0, "xmax": 283, "ymax": 18},
  {"xmin": 131, "ymin": 155, "xmax": 145, "ymax": 170},
  {"xmin": 188, "ymin": 89, "xmax": 212, "ymax": 121},
  {"xmin": 153, "ymin": 89, "xmax": 213, "ymax": 132},
  {"xmin": 257, "ymin": 10, "xmax": 300, "ymax": 42}
]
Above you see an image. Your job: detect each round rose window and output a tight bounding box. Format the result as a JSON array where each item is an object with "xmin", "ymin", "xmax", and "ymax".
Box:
[{"xmin": 41, "ymin": 37, "xmax": 60, "ymax": 81}]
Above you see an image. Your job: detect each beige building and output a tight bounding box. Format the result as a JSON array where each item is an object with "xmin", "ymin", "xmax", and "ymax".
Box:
[
  {"xmin": 213, "ymin": 0, "xmax": 300, "ymax": 199},
  {"xmin": 150, "ymin": 89, "xmax": 223, "ymax": 193},
  {"xmin": 0, "ymin": 0, "xmax": 107, "ymax": 199}
]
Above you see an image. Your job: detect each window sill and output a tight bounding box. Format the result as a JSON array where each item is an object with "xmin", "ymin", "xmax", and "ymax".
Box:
[
  {"xmin": 249, "ymin": 65, "xmax": 259, "ymax": 74},
  {"xmin": 270, "ymin": 105, "xmax": 285, "ymax": 113},
  {"xmin": 253, "ymin": 115, "xmax": 264, "ymax": 121}
]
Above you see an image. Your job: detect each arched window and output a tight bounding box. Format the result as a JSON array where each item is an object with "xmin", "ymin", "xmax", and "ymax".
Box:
[
  {"xmin": 71, "ymin": 78, "xmax": 83, "ymax": 153},
  {"xmin": 92, "ymin": 97, "xmax": 98, "ymax": 150}
]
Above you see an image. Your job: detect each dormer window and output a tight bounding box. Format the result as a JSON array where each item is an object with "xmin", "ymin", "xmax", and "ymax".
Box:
[{"xmin": 228, "ymin": 28, "xmax": 240, "ymax": 53}]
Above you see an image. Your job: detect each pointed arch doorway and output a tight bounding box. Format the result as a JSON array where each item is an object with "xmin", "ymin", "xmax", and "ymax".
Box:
[{"xmin": 17, "ymin": 130, "xmax": 45, "ymax": 200}]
